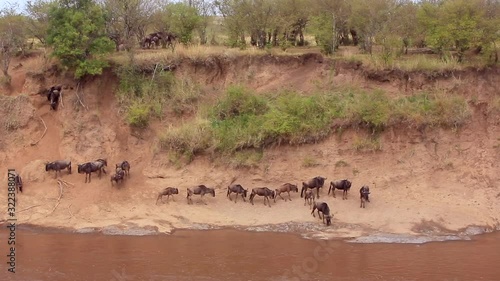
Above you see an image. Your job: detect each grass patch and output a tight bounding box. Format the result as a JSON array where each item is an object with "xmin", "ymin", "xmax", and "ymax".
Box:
[
  {"xmin": 302, "ymin": 156, "xmax": 320, "ymax": 168},
  {"xmin": 224, "ymin": 149, "xmax": 264, "ymax": 169},
  {"xmin": 335, "ymin": 160, "xmax": 349, "ymax": 167},
  {"xmin": 158, "ymin": 85, "xmax": 471, "ymax": 160},
  {"xmin": 115, "ymin": 63, "xmax": 202, "ymax": 127},
  {"xmin": 159, "ymin": 118, "xmax": 213, "ymax": 162},
  {"xmin": 353, "ymin": 136, "xmax": 382, "ymax": 152},
  {"xmin": 341, "ymin": 52, "xmax": 469, "ymax": 72}
]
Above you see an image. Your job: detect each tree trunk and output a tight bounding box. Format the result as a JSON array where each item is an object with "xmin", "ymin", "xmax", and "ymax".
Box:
[{"xmin": 331, "ymin": 12, "xmax": 337, "ymax": 54}]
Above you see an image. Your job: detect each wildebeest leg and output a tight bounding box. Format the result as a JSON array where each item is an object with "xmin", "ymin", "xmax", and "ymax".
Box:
[
  {"xmin": 316, "ymin": 188, "xmax": 320, "ymax": 199},
  {"xmin": 241, "ymin": 193, "xmax": 246, "ymax": 202},
  {"xmin": 266, "ymin": 196, "xmax": 271, "ymax": 207},
  {"xmin": 288, "ymin": 191, "xmax": 292, "ymax": 201},
  {"xmin": 278, "ymin": 192, "xmax": 286, "ymax": 201},
  {"xmin": 234, "ymin": 193, "xmax": 238, "ymax": 203}
]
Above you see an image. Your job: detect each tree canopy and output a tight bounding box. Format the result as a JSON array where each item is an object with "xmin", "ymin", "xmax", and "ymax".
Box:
[{"xmin": 47, "ymin": 0, "xmax": 114, "ymax": 78}]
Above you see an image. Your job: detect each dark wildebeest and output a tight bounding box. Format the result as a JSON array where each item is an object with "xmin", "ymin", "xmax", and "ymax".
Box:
[
  {"xmin": 311, "ymin": 202, "xmax": 332, "ymax": 226},
  {"xmin": 115, "ymin": 161, "xmax": 130, "ymax": 177},
  {"xmin": 328, "ymin": 179, "xmax": 352, "ymax": 200},
  {"xmin": 77, "ymin": 159, "xmax": 107, "ymax": 183},
  {"xmin": 360, "ymin": 186, "xmax": 371, "ymax": 208},
  {"xmin": 9, "ymin": 171, "xmax": 23, "ymax": 193},
  {"xmin": 227, "ymin": 184, "xmax": 248, "ymax": 203},
  {"xmin": 156, "ymin": 187, "xmax": 179, "ymax": 204},
  {"xmin": 274, "ymin": 183, "xmax": 298, "ymax": 202},
  {"xmin": 300, "ymin": 176, "xmax": 327, "ymax": 199},
  {"xmin": 45, "ymin": 160, "xmax": 72, "ymax": 179},
  {"xmin": 47, "ymin": 86, "xmax": 61, "ymax": 110},
  {"xmin": 187, "ymin": 185, "xmax": 216, "ymax": 204},
  {"xmin": 142, "ymin": 33, "xmax": 162, "ymax": 49},
  {"xmin": 303, "ymin": 189, "xmax": 315, "ymax": 208},
  {"xmin": 249, "ymin": 187, "xmax": 275, "ymax": 207},
  {"xmin": 110, "ymin": 168, "xmax": 125, "ymax": 186}
]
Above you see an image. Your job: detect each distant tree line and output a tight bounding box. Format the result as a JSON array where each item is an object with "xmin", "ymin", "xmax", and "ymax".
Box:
[{"xmin": 0, "ymin": 0, "xmax": 498, "ymax": 81}]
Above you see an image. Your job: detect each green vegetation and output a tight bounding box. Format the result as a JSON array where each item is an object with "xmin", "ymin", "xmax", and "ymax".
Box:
[
  {"xmin": 46, "ymin": 0, "xmax": 114, "ymax": 78},
  {"xmin": 115, "ymin": 64, "xmax": 202, "ymax": 128},
  {"xmin": 158, "ymin": 85, "xmax": 471, "ymax": 161}
]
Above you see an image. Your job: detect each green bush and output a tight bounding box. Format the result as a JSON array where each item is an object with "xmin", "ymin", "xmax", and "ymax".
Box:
[
  {"xmin": 160, "ymin": 86, "xmax": 471, "ymax": 159},
  {"xmin": 127, "ymin": 102, "xmax": 150, "ymax": 128},
  {"xmin": 159, "ymin": 119, "xmax": 213, "ymax": 161},
  {"xmin": 210, "ymin": 85, "xmax": 268, "ymax": 120}
]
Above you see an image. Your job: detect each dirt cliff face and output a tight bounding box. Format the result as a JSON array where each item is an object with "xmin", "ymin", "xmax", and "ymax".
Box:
[{"xmin": 1, "ymin": 51, "xmax": 499, "ymax": 239}]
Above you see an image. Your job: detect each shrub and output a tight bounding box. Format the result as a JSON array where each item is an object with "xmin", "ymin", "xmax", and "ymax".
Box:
[
  {"xmin": 159, "ymin": 119, "xmax": 213, "ymax": 159},
  {"xmin": 127, "ymin": 102, "xmax": 150, "ymax": 128}
]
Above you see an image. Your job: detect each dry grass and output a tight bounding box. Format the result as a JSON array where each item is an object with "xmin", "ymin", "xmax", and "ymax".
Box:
[{"xmin": 108, "ymin": 44, "xmax": 298, "ymax": 69}]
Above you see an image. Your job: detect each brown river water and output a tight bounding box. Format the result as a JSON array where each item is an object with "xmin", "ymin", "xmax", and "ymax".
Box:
[{"xmin": 1, "ymin": 228, "xmax": 499, "ymax": 281}]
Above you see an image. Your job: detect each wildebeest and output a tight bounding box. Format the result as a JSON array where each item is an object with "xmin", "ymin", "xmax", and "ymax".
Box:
[
  {"xmin": 187, "ymin": 185, "xmax": 216, "ymax": 204},
  {"xmin": 156, "ymin": 187, "xmax": 179, "ymax": 204},
  {"xmin": 360, "ymin": 186, "xmax": 371, "ymax": 208},
  {"xmin": 9, "ymin": 171, "xmax": 23, "ymax": 193},
  {"xmin": 115, "ymin": 161, "xmax": 130, "ymax": 177},
  {"xmin": 47, "ymin": 86, "xmax": 61, "ymax": 111},
  {"xmin": 303, "ymin": 189, "xmax": 315, "ymax": 208},
  {"xmin": 77, "ymin": 159, "xmax": 107, "ymax": 183},
  {"xmin": 311, "ymin": 202, "xmax": 332, "ymax": 226},
  {"xmin": 45, "ymin": 160, "xmax": 71, "ymax": 178},
  {"xmin": 328, "ymin": 179, "xmax": 352, "ymax": 200},
  {"xmin": 142, "ymin": 31, "xmax": 177, "ymax": 51},
  {"xmin": 249, "ymin": 187, "xmax": 275, "ymax": 207},
  {"xmin": 110, "ymin": 168, "xmax": 125, "ymax": 186},
  {"xmin": 227, "ymin": 184, "xmax": 248, "ymax": 203},
  {"xmin": 274, "ymin": 183, "xmax": 298, "ymax": 202},
  {"xmin": 300, "ymin": 176, "xmax": 327, "ymax": 199}
]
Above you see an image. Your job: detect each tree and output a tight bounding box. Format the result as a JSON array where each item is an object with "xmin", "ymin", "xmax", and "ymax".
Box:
[
  {"xmin": 418, "ymin": 0, "xmax": 489, "ymax": 62},
  {"xmin": 349, "ymin": 0, "xmax": 396, "ymax": 54},
  {"xmin": 47, "ymin": 0, "xmax": 115, "ymax": 78},
  {"xmin": 0, "ymin": 6, "xmax": 29, "ymax": 84},
  {"xmin": 190, "ymin": 0, "xmax": 215, "ymax": 45},
  {"xmin": 308, "ymin": 0, "xmax": 351, "ymax": 54},
  {"xmin": 99, "ymin": 0, "xmax": 159, "ymax": 51},
  {"xmin": 26, "ymin": 0, "xmax": 56, "ymax": 45},
  {"xmin": 162, "ymin": 2, "xmax": 201, "ymax": 45},
  {"xmin": 389, "ymin": 0, "xmax": 420, "ymax": 54}
]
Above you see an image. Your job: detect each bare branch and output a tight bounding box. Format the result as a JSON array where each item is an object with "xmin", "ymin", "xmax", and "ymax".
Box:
[{"xmin": 30, "ymin": 116, "xmax": 47, "ymax": 146}]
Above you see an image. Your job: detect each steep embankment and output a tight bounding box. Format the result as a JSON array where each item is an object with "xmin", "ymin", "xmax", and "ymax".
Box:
[{"xmin": 1, "ymin": 51, "xmax": 499, "ymax": 240}]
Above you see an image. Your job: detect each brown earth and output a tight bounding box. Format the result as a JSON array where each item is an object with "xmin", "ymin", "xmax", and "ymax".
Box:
[{"xmin": 1, "ymin": 51, "xmax": 499, "ymax": 239}]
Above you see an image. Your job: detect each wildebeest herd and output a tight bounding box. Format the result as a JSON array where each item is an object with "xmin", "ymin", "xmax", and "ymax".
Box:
[
  {"xmin": 16, "ymin": 162, "xmax": 371, "ymax": 227},
  {"xmin": 43, "ymin": 158, "xmax": 131, "ymax": 187}
]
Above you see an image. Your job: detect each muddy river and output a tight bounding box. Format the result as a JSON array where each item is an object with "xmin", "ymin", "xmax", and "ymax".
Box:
[{"xmin": 1, "ymin": 228, "xmax": 499, "ymax": 281}]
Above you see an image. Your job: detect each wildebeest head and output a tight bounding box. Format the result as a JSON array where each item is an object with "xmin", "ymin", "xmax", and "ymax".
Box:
[
  {"xmin": 243, "ymin": 188, "xmax": 248, "ymax": 198},
  {"xmin": 77, "ymin": 164, "xmax": 84, "ymax": 174},
  {"xmin": 172, "ymin": 188, "xmax": 179, "ymax": 195},
  {"xmin": 45, "ymin": 162, "xmax": 51, "ymax": 171},
  {"xmin": 96, "ymin": 158, "xmax": 107, "ymax": 166},
  {"xmin": 325, "ymin": 215, "xmax": 332, "ymax": 226},
  {"xmin": 291, "ymin": 184, "xmax": 298, "ymax": 192},
  {"xmin": 270, "ymin": 190, "xmax": 275, "ymax": 199}
]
